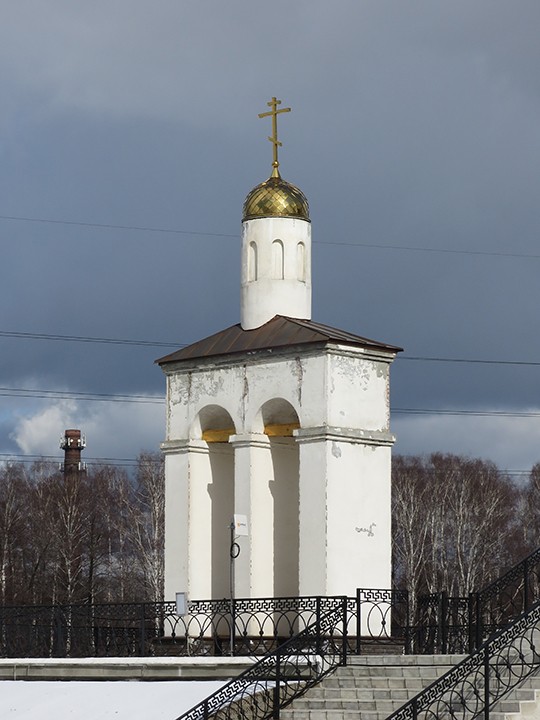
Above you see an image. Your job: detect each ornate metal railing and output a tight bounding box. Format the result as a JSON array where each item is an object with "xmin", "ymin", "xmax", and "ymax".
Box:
[
  {"xmin": 3, "ymin": 548, "xmax": 540, "ymax": 660},
  {"xmin": 0, "ymin": 594, "xmax": 375, "ymax": 658},
  {"xmin": 407, "ymin": 548, "xmax": 540, "ymax": 656},
  {"xmin": 389, "ymin": 598, "xmax": 540, "ymax": 720},
  {"xmin": 470, "ymin": 547, "xmax": 540, "ymax": 650},
  {"xmin": 351, "ymin": 588, "xmax": 410, "ymax": 653},
  {"xmin": 411, "ymin": 592, "xmax": 471, "ymax": 655},
  {"xmin": 176, "ymin": 596, "xmax": 348, "ymax": 720}
]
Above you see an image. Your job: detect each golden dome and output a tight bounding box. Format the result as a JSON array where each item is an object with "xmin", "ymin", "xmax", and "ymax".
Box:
[{"xmin": 243, "ymin": 169, "xmax": 310, "ymax": 222}]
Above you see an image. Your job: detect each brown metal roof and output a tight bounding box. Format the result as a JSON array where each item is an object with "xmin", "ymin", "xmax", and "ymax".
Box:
[{"xmin": 156, "ymin": 316, "xmax": 402, "ymax": 366}]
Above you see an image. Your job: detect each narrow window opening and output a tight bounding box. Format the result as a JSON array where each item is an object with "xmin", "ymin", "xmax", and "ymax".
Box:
[
  {"xmin": 297, "ymin": 242, "xmax": 306, "ymax": 281},
  {"xmin": 272, "ymin": 239, "xmax": 284, "ymax": 279},
  {"xmin": 248, "ymin": 241, "xmax": 258, "ymax": 281}
]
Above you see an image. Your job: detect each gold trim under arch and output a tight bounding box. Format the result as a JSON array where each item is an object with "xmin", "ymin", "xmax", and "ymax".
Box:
[
  {"xmin": 202, "ymin": 428, "xmax": 235, "ymax": 443},
  {"xmin": 264, "ymin": 423, "xmax": 300, "ymax": 437},
  {"xmin": 202, "ymin": 423, "xmax": 300, "ymax": 443}
]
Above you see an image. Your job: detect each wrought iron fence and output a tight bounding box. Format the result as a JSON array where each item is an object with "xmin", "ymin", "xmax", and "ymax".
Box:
[
  {"xmin": 411, "ymin": 592, "xmax": 471, "ymax": 655},
  {"xmin": 407, "ymin": 548, "xmax": 540, "ymax": 656},
  {"xmin": 389, "ymin": 598, "xmax": 540, "ymax": 720},
  {"xmin": 2, "ymin": 547, "xmax": 540, "ymax": 659},
  {"xmin": 351, "ymin": 588, "xmax": 410, "ymax": 654},
  {"xmin": 0, "ymin": 594, "xmax": 368, "ymax": 658},
  {"xmin": 470, "ymin": 547, "xmax": 540, "ymax": 650},
  {"xmin": 175, "ymin": 596, "xmax": 348, "ymax": 720}
]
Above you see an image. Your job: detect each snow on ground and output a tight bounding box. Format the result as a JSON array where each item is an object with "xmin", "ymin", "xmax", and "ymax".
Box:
[{"xmin": 0, "ymin": 680, "xmax": 225, "ymax": 719}]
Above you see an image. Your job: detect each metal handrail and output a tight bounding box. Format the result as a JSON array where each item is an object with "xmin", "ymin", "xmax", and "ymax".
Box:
[
  {"xmin": 389, "ymin": 598, "xmax": 540, "ymax": 720},
  {"xmin": 175, "ymin": 596, "xmax": 348, "ymax": 720}
]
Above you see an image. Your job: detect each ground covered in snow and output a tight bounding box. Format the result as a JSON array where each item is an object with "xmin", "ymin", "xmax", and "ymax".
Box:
[{"xmin": 0, "ymin": 679, "xmax": 225, "ymax": 719}]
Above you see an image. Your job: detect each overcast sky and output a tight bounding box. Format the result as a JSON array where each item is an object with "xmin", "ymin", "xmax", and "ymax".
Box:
[{"xmin": 2, "ymin": 1, "xmax": 540, "ymax": 476}]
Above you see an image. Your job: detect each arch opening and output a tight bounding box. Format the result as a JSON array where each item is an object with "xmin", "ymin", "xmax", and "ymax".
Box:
[
  {"xmin": 272, "ymin": 239, "xmax": 284, "ymax": 279},
  {"xmin": 260, "ymin": 399, "xmax": 300, "ymax": 597},
  {"xmin": 248, "ymin": 241, "xmax": 258, "ymax": 282},
  {"xmin": 297, "ymin": 242, "xmax": 306, "ymax": 282},
  {"xmin": 191, "ymin": 405, "xmax": 235, "ymax": 599}
]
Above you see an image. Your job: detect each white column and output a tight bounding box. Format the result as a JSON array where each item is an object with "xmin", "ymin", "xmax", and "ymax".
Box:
[
  {"xmin": 162, "ymin": 442, "xmax": 189, "ymax": 602},
  {"xmin": 161, "ymin": 439, "xmax": 211, "ymax": 602},
  {"xmin": 296, "ymin": 433, "xmax": 328, "ymax": 596},
  {"xmin": 186, "ymin": 441, "xmax": 214, "ymax": 601},
  {"xmin": 229, "ymin": 434, "xmax": 274, "ymax": 598},
  {"xmin": 296, "ymin": 427, "xmax": 394, "ymax": 597}
]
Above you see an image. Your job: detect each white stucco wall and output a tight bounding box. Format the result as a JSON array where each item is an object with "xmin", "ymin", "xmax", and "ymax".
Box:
[{"xmin": 162, "ymin": 343, "xmax": 396, "ymax": 600}]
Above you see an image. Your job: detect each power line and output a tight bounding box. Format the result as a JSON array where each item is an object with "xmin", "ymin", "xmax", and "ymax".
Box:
[
  {"xmin": 3, "ymin": 329, "xmax": 540, "ymax": 369},
  {"xmin": 0, "ymin": 387, "xmax": 164, "ymax": 404},
  {"xmin": 0, "ymin": 214, "xmax": 236, "ymax": 239},
  {"xmin": 1, "ymin": 212, "xmax": 539, "ymax": 260},
  {"xmin": 0, "ymin": 330, "xmax": 182, "ymax": 348},
  {"xmin": 0, "ymin": 453, "xmax": 143, "ymax": 467},
  {"xmin": 2, "ymin": 382, "xmax": 540, "ymax": 419},
  {"xmin": 393, "ymin": 408, "xmax": 540, "ymax": 418},
  {"xmin": 401, "ymin": 356, "xmax": 540, "ymax": 367},
  {"xmin": 0, "ymin": 452, "xmax": 533, "ymax": 477}
]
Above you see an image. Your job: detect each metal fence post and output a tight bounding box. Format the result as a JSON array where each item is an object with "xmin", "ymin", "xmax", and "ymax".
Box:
[
  {"xmin": 404, "ymin": 590, "xmax": 411, "ymax": 655},
  {"xmin": 315, "ymin": 596, "xmax": 322, "ymax": 655},
  {"xmin": 342, "ymin": 597, "xmax": 348, "ymax": 666},
  {"xmin": 139, "ymin": 603, "xmax": 146, "ymax": 656},
  {"xmin": 231, "ymin": 597, "xmax": 236, "ymax": 656},
  {"xmin": 524, "ymin": 557, "xmax": 530, "ymax": 612},
  {"xmin": 356, "ymin": 588, "xmax": 362, "ymax": 655},
  {"xmin": 439, "ymin": 592, "xmax": 448, "ymax": 654},
  {"xmin": 468, "ymin": 592, "xmax": 475, "ymax": 653},
  {"xmin": 484, "ymin": 644, "xmax": 490, "ymax": 720},
  {"xmin": 273, "ymin": 651, "xmax": 281, "ymax": 719},
  {"xmin": 53, "ymin": 605, "xmax": 65, "ymax": 658}
]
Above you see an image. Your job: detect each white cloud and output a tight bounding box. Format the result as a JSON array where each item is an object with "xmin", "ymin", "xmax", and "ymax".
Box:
[{"xmin": 11, "ymin": 398, "xmax": 164, "ymax": 462}]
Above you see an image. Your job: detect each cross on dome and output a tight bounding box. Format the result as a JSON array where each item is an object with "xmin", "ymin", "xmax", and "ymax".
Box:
[{"xmin": 258, "ymin": 97, "xmax": 291, "ymax": 177}]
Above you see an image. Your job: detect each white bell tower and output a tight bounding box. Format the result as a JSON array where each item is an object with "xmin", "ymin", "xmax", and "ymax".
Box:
[
  {"xmin": 241, "ymin": 97, "xmax": 312, "ymax": 330},
  {"xmin": 159, "ymin": 98, "xmax": 402, "ymax": 604}
]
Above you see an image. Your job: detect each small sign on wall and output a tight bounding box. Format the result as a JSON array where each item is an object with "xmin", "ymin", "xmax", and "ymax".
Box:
[
  {"xmin": 234, "ymin": 514, "xmax": 249, "ymax": 537},
  {"xmin": 175, "ymin": 592, "xmax": 188, "ymax": 616}
]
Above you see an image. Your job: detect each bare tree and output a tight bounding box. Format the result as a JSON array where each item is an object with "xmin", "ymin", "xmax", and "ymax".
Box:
[
  {"xmin": 121, "ymin": 452, "xmax": 165, "ymax": 603},
  {"xmin": 0, "ymin": 463, "xmax": 26, "ymax": 604},
  {"xmin": 393, "ymin": 453, "xmax": 519, "ymax": 599},
  {"xmin": 0, "ymin": 453, "xmax": 165, "ymax": 607}
]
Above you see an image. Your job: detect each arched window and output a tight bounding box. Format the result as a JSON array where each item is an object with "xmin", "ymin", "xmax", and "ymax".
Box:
[
  {"xmin": 272, "ymin": 239, "xmax": 284, "ymax": 279},
  {"xmin": 248, "ymin": 241, "xmax": 258, "ymax": 281},
  {"xmin": 297, "ymin": 242, "xmax": 306, "ymax": 281}
]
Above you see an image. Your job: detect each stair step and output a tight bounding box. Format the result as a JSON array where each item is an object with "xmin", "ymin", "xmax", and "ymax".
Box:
[
  {"xmin": 281, "ymin": 713, "xmax": 395, "ymax": 720},
  {"xmin": 279, "ymin": 655, "xmax": 540, "ymax": 719},
  {"xmin": 308, "ymin": 687, "xmax": 422, "ymax": 700}
]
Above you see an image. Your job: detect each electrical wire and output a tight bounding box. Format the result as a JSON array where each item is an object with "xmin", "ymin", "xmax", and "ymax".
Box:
[
  {"xmin": 1, "ymin": 212, "xmax": 539, "ymax": 260},
  {"xmin": 0, "ymin": 387, "xmax": 163, "ymax": 404},
  {"xmin": 2, "ymin": 382, "xmax": 540, "ymax": 420},
  {"xmin": 393, "ymin": 408, "xmax": 540, "ymax": 418},
  {"xmin": 3, "ymin": 329, "xmax": 540, "ymax": 369},
  {"xmin": 0, "ymin": 452, "xmax": 140, "ymax": 467},
  {"xmin": 0, "ymin": 452, "xmax": 532, "ymax": 478},
  {"xmin": 0, "ymin": 330, "xmax": 183, "ymax": 348}
]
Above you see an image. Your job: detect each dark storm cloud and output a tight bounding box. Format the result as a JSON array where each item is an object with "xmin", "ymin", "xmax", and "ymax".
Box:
[{"xmin": 1, "ymin": 1, "xmax": 540, "ymax": 466}]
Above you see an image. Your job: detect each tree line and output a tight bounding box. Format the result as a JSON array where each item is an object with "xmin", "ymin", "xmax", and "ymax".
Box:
[
  {"xmin": 0, "ymin": 449, "xmax": 536, "ymax": 607},
  {"xmin": 0, "ymin": 452, "xmax": 164, "ymax": 607},
  {"xmin": 392, "ymin": 453, "xmax": 539, "ymax": 600}
]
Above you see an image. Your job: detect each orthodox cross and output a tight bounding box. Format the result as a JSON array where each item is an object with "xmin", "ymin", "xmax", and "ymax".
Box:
[{"xmin": 258, "ymin": 97, "xmax": 291, "ymax": 174}]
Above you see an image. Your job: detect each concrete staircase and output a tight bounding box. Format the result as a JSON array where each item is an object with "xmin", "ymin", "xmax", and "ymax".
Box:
[
  {"xmin": 493, "ymin": 681, "xmax": 540, "ymax": 720},
  {"xmin": 279, "ymin": 654, "xmax": 540, "ymax": 720}
]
